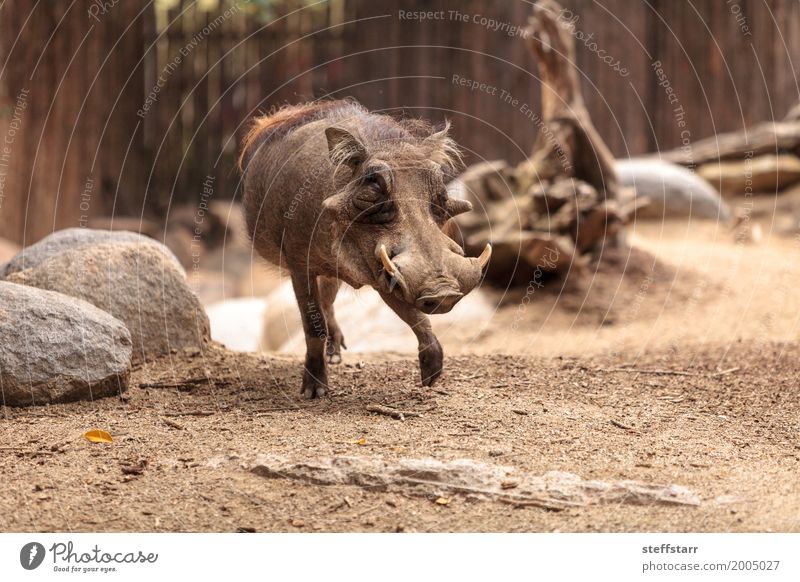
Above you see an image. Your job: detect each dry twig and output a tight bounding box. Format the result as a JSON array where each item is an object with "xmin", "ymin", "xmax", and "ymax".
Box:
[
  {"xmin": 366, "ymin": 404, "xmax": 421, "ymax": 420},
  {"xmin": 162, "ymin": 418, "xmax": 185, "ymax": 430},
  {"xmin": 597, "ymin": 367, "xmax": 695, "ymax": 376},
  {"xmin": 164, "ymin": 410, "xmax": 217, "ymax": 417},
  {"xmin": 610, "ymin": 419, "xmax": 638, "ymax": 432}
]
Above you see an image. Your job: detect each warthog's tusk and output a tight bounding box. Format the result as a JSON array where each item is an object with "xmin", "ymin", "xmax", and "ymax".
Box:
[
  {"xmin": 379, "ymin": 244, "xmax": 396, "ymax": 275},
  {"xmin": 478, "ymin": 243, "xmax": 492, "ymax": 269}
]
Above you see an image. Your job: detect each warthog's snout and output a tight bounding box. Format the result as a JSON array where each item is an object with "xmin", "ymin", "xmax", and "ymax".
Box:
[{"xmin": 377, "ymin": 242, "xmax": 491, "ymax": 313}]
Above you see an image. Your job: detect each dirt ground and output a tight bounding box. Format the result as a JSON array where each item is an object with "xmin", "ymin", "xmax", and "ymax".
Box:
[{"xmin": 1, "ymin": 214, "xmax": 799, "ymax": 532}]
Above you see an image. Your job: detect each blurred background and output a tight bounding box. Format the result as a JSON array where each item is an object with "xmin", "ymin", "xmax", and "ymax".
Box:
[{"xmin": 1, "ymin": 0, "xmax": 799, "ymax": 246}]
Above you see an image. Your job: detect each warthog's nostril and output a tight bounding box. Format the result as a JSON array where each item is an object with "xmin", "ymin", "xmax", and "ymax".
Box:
[
  {"xmin": 419, "ymin": 299, "xmax": 439, "ymax": 312},
  {"xmin": 415, "ymin": 291, "xmax": 464, "ymax": 314}
]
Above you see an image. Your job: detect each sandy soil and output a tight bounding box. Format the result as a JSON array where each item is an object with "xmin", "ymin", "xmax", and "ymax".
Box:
[{"xmin": 1, "ymin": 217, "xmax": 799, "ymax": 532}]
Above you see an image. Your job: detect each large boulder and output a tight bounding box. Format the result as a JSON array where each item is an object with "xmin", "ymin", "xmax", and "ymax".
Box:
[
  {"xmin": 698, "ymin": 154, "xmax": 800, "ymax": 196},
  {"xmin": 616, "ymin": 158, "xmax": 730, "ymax": 221},
  {"xmin": 0, "ymin": 282, "xmax": 132, "ymax": 406},
  {"xmin": 0, "ymin": 228, "xmax": 183, "ymax": 279},
  {"xmin": 6, "ymin": 244, "xmax": 210, "ymax": 364},
  {"xmin": 207, "ymin": 297, "xmax": 268, "ymax": 352}
]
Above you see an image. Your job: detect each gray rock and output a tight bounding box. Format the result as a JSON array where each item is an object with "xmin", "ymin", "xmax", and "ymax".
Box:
[
  {"xmin": 616, "ymin": 158, "xmax": 730, "ymax": 221},
  {"xmin": 0, "ymin": 228, "xmax": 183, "ymax": 279},
  {"xmin": 6, "ymin": 244, "xmax": 210, "ymax": 364},
  {"xmin": 0, "ymin": 282, "xmax": 132, "ymax": 406},
  {"xmin": 249, "ymin": 455, "xmax": 700, "ymax": 508}
]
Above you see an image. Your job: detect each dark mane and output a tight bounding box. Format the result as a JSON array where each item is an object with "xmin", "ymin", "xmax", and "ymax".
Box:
[
  {"xmin": 238, "ymin": 99, "xmax": 365, "ymax": 170},
  {"xmin": 238, "ymin": 100, "xmax": 460, "ymax": 172}
]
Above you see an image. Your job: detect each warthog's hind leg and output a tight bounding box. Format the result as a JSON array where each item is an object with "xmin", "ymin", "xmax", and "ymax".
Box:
[
  {"xmin": 318, "ymin": 276, "xmax": 346, "ymax": 364},
  {"xmin": 290, "ymin": 272, "xmax": 329, "ymax": 398}
]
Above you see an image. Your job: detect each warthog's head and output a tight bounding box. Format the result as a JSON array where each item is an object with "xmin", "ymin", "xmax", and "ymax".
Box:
[{"xmin": 322, "ymin": 123, "xmax": 490, "ymax": 314}]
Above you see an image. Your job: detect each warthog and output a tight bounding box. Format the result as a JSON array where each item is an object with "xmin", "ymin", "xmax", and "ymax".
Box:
[{"xmin": 240, "ymin": 99, "xmax": 490, "ymax": 398}]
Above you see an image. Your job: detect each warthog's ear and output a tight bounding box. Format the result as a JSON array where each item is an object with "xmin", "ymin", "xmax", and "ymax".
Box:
[
  {"xmin": 423, "ymin": 121, "xmax": 463, "ymax": 173},
  {"xmin": 325, "ymin": 126, "xmax": 367, "ymax": 171},
  {"xmin": 445, "ymin": 198, "xmax": 473, "ymax": 218}
]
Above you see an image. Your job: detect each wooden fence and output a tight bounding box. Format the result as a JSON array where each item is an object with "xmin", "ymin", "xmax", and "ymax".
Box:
[
  {"xmin": 1, "ymin": 0, "xmax": 799, "ymax": 245},
  {"xmin": 148, "ymin": 0, "xmax": 800, "ymax": 195}
]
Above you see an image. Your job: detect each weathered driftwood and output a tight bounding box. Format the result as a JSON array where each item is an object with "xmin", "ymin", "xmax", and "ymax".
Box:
[
  {"xmin": 660, "ymin": 121, "xmax": 800, "ymax": 169},
  {"xmin": 515, "ymin": 0, "xmax": 618, "ymax": 199},
  {"xmin": 656, "ymin": 99, "xmax": 800, "ymax": 196},
  {"xmin": 250, "ymin": 455, "xmax": 701, "ymax": 509},
  {"xmin": 452, "ymin": 0, "xmax": 630, "ymax": 286},
  {"xmin": 698, "ymin": 154, "xmax": 800, "ymax": 197}
]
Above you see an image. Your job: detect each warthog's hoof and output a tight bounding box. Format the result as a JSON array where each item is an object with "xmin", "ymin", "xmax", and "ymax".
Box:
[
  {"xmin": 419, "ymin": 337, "xmax": 444, "ymax": 386},
  {"xmin": 326, "ymin": 331, "xmax": 346, "ymax": 365},
  {"xmin": 301, "ymin": 367, "xmax": 328, "ymax": 399},
  {"xmin": 301, "ymin": 379, "xmax": 327, "ymax": 399}
]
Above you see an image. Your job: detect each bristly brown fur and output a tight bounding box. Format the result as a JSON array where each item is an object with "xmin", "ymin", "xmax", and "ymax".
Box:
[
  {"xmin": 238, "ymin": 100, "xmax": 362, "ymax": 171},
  {"xmin": 238, "ymin": 99, "xmax": 462, "ymax": 173}
]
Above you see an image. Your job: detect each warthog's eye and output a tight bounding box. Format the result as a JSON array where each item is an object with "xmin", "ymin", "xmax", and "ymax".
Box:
[
  {"xmin": 363, "ymin": 172, "xmax": 387, "ymax": 193},
  {"xmin": 354, "ymin": 171, "xmax": 395, "ymax": 224}
]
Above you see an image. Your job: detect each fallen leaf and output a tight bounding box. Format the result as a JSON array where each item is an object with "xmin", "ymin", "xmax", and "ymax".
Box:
[
  {"xmin": 84, "ymin": 429, "xmax": 113, "ymax": 443},
  {"xmin": 435, "ymin": 497, "xmax": 451, "ymax": 506}
]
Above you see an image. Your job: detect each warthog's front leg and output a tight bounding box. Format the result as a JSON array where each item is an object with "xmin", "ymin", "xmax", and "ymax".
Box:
[
  {"xmin": 379, "ymin": 291, "xmax": 443, "ymax": 386},
  {"xmin": 290, "ymin": 273, "xmax": 329, "ymax": 398}
]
